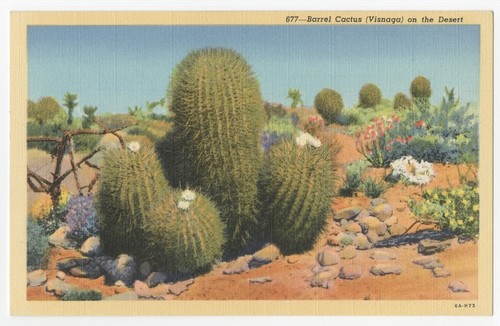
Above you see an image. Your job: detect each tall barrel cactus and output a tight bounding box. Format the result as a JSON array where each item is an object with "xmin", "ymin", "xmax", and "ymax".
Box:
[
  {"xmin": 258, "ymin": 135, "xmax": 334, "ymax": 255},
  {"xmin": 144, "ymin": 189, "xmax": 225, "ymax": 276},
  {"xmin": 96, "ymin": 144, "xmax": 169, "ymax": 257},
  {"xmin": 166, "ymin": 48, "xmax": 266, "ymax": 253}
]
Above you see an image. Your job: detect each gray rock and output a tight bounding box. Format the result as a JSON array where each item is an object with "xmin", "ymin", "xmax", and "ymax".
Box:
[
  {"xmin": 115, "ymin": 280, "xmax": 126, "ymax": 287},
  {"xmin": 104, "ymin": 291, "xmax": 139, "ymax": 301},
  {"xmin": 356, "ymin": 209, "xmax": 371, "ymax": 220},
  {"xmin": 413, "ymin": 257, "xmax": 444, "ymax": 270},
  {"xmin": 340, "ymin": 245, "xmax": 357, "ymax": 259},
  {"xmin": 432, "ymin": 268, "xmax": 451, "ymax": 278},
  {"xmin": 359, "ymin": 216, "xmax": 382, "ymax": 232},
  {"xmin": 339, "ymin": 265, "xmax": 362, "ymax": 280},
  {"xmin": 45, "ymin": 278, "xmax": 76, "ymax": 297},
  {"xmin": 286, "ymin": 255, "xmax": 300, "ymax": 264},
  {"xmin": 169, "ymin": 279, "xmax": 194, "ymax": 296},
  {"xmin": 48, "ymin": 226, "xmax": 73, "ymax": 249},
  {"xmin": 344, "ymin": 222, "xmax": 362, "ymax": 234},
  {"xmin": 340, "ymin": 219, "xmax": 349, "ymax": 228},
  {"xmin": 370, "ymin": 250, "xmax": 396, "ymax": 261},
  {"xmin": 355, "ymin": 233, "xmax": 372, "ymax": 250},
  {"xmin": 366, "ymin": 230, "xmax": 380, "ymax": 244},
  {"xmin": 312, "ymin": 264, "xmax": 330, "ymax": 275},
  {"xmin": 139, "ymin": 261, "xmax": 152, "ymax": 280},
  {"xmin": 248, "ymin": 277, "xmax": 272, "ymax": 284},
  {"xmin": 27, "ymin": 269, "xmax": 47, "ymax": 287},
  {"xmin": 384, "ymin": 216, "xmax": 398, "ymax": 227},
  {"xmin": 371, "ymin": 204, "xmax": 393, "ymax": 222},
  {"xmin": 80, "ymin": 236, "xmax": 101, "ymax": 257},
  {"xmin": 310, "ymin": 268, "xmax": 339, "ymax": 289},
  {"xmin": 418, "ymin": 239, "xmax": 452, "ymax": 255},
  {"xmin": 69, "ymin": 261, "xmax": 103, "ymax": 279},
  {"xmin": 99, "ymin": 254, "xmax": 137, "ymax": 287},
  {"xmin": 249, "ymin": 244, "xmax": 280, "ymax": 268},
  {"xmin": 388, "ymin": 224, "xmax": 406, "ymax": 236},
  {"xmin": 370, "ymin": 264, "xmax": 402, "ymax": 276},
  {"xmin": 223, "ymin": 255, "xmax": 252, "ymax": 275},
  {"xmin": 448, "ymin": 280, "xmax": 469, "ymax": 293},
  {"xmin": 56, "ymin": 257, "xmax": 92, "ymax": 272},
  {"xmin": 334, "ymin": 207, "xmax": 362, "ymax": 221},
  {"xmin": 371, "ymin": 198, "xmax": 387, "ymax": 206},
  {"xmin": 56, "ymin": 271, "xmax": 66, "ymax": 280},
  {"xmin": 146, "ymin": 272, "xmax": 169, "ymax": 288},
  {"xmin": 317, "ymin": 250, "xmax": 340, "ymax": 266},
  {"xmin": 337, "ymin": 232, "xmax": 355, "ymax": 247}
]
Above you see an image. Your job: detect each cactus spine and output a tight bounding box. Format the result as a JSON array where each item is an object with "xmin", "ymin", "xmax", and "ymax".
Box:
[
  {"xmin": 166, "ymin": 48, "xmax": 266, "ymax": 253},
  {"xmin": 258, "ymin": 139, "xmax": 334, "ymax": 255},
  {"xmin": 96, "ymin": 145, "xmax": 169, "ymax": 257}
]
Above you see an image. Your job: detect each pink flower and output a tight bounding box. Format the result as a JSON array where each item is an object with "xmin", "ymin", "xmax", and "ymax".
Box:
[
  {"xmin": 407, "ymin": 136, "xmax": 413, "ymax": 142},
  {"xmin": 415, "ymin": 120, "xmax": 426, "ymax": 128},
  {"xmin": 373, "ymin": 117, "xmax": 379, "ymax": 123},
  {"xmin": 385, "ymin": 145, "xmax": 392, "ymax": 151},
  {"xmin": 392, "ymin": 115, "xmax": 400, "ymax": 123}
]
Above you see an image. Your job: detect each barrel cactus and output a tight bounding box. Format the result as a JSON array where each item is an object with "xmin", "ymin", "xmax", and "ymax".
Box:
[
  {"xmin": 410, "ymin": 75, "xmax": 432, "ymax": 99},
  {"xmin": 144, "ymin": 189, "xmax": 225, "ymax": 276},
  {"xmin": 359, "ymin": 83, "xmax": 382, "ymax": 108},
  {"xmin": 166, "ymin": 48, "xmax": 266, "ymax": 253},
  {"xmin": 258, "ymin": 134, "xmax": 334, "ymax": 255},
  {"xmin": 393, "ymin": 92, "xmax": 411, "ymax": 110},
  {"xmin": 314, "ymin": 88, "xmax": 344, "ymax": 124},
  {"xmin": 96, "ymin": 143, "xmax": 169, "ymax": 257}
]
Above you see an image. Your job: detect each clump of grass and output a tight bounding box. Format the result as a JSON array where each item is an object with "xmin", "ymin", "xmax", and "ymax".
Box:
[
  {"xmin": 361, "ymin": 177, "xmax": 387, "ymax": 198},
  {"xmin": 338, "ymin": 160, "xmax": 369, "ymax": 197},
  {"xmin": 61, "ymin": 289, "xmax": 102, "ymax": 301}
]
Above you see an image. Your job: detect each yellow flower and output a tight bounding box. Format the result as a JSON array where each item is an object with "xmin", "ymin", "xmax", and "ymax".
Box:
[
  {"xmin": 451, "ymin": 210, "xmax": 457, "ymax": 217},
  {"xmin": 474, "ymin": 187, "xmax": 479, "ymax": 194},
  {"xmin": 468, "ymin": 216, "xmax": 475, "ymax": 222},
  {"xmin": 58, "ymin": 187, "xmax": 71, "ymax": 208},
  {"xmin": 473, "ymin": 204, "xmax": 479, "ymax": 212},
  {"xmin": 444, "ymin": 211, "xmax": 449, "ymax": 217},
  {"xmin": 458, "ymin": 189, "xmax": 465, "ymax": 197},
  {"xmin": 462, "ymin": 199, "xmax": 469, "ymax": 207},
  {"xmin": 457, "ymin": 220, "xmax": 463, "ymax": 225},
  {"xmin": 451, "ymin": 190, "xmax": 456, "ymax": 196},
  {"xmin": 450, "ymin": 219, "xmax": 457, "ymax": 225},
  {"xmin": 422, "ymin": 205, "xmax": 428, "ymax": 213},
  {"xmin": 446, "ymin": 199, "xmax": 452, "ymax": 205},
  {"xmin": 30, "ymin": 194, "xmax": 53, "ymax": 220},
  {"xmin": 433, "ymin": 193, "xmax": 439, "ymax": 200},
  {"xmin": 442, "ymin": 191, "xmax": 448, "ymax": 197}
]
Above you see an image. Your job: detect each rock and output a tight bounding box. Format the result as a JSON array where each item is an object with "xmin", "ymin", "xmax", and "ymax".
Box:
[
  {"xmin": 139, "ymin": 261, "xmax": 152, "ymax": 280},
  {"xmin": 344, "ymin": 222, "xmax": 362, "ymax": 234},
  {"xmin": 169, "ymin": 279, "xmax": 194, "ymax": 296},
  {"xmin": 134, "ymin": 280, "xmax": 170, "ymax": 300},
  {"xmin": 56, "ymin": 257, "xmax": 92, "ymax": 272},
  {"xmin": 146, "ymin": 272, "xmax": 169, "ymax": 288},
  {"xmin": 337, "ymin": 232, "xmax": 354, "ymax": 247},
  {"xmin": 354, "ymin": 233, "xmax": 372, "ymax": 250},
  {"xmin": 100, "ymin": 254, "xmax": 138, "ymax": 287},
  {"xmin": 340, "ymin": 219, "xmax": 349, "ymax": 228},
  {"xmin": 370, "ymin": 250, "xmax": 396, "ymax": 261},
  {"xmin": 339, "ymin": 265, "xmax": 362, "ymax": 280},
  {"xmin": 359, "ymin": 216, "xmax": 382, "ymax": 232},
  {"xmin": 115, "ymin": 280, "xmax": 126, "ymax": 287},
  {"xmin": 413, "ymin": 257, "xmax": 444, "ymax": 269},
  {"xmin": 418, "ymin": 239, "xmax": 452, "ymax": 255},
  {"xmin": 375, "ymin": 222, "xmax": 388, "ymax": 236},
  {"xmin": 326, "ymin": 236, "xmax": 339, "ymax": 246},
  {"xmin": 80, "ymin": 236, "xmax": 101, "ymax": 257},
  {"xmin": 45, "ymin": 278, "xmax": 76, "ymax": 297},
  {"xmin": 286, "ymin": 255, "xmax": 300, "ymax": 264},
  {"xmin": 249, "ymin": 245, "xmax": 280, "ymax": 268},
  {"xmin": 371, "ymin": 198, "xmax": 387, "ymax": 206},
  {"xmin": 366, "ymin": 230, "xmax": 380, "ymax": 244},
  {"xmin": 223, "ymin": 255, "xmax": 252, "ymax": 275},
  {"xmin": 56, "ymin": 271, "xmax": 66, "ymax": 280},
  {"xmin": 48, "ymin": 225, "xmax": 73, "ymax": 248},
  {"xmin": 432, "ymin": 268, "xmax": 451, "ymax": 278},
  {"xmin": 388, "ymin": 224, "xmax": 406, "ymax": 236},
  {"xmin": 27, "ymin": 270, "xmax": 47, "ymax": 287},
  {"xmin": 248, "ymin": 277, "xmax": 272, "ymax": 284},
  {"xmin": 104, "ymin": 291, "xmax": 139, "ymax": 301},
  {"xmin": 312, "ymin": 264, "xmax": 330, "ymax": 275},
  {"xmin": 384, "ymin": 216, "xmax": 398, "ymax": 227},
  {"xmin": 371, "ymin": 204, "xmax": 393, "ymax": 222},
  {"xmin": 370, "ymin": 264, "xmax": 402, "ymax": 276},
  {"xmin": 317, "ymin": 250, "xmax": 340, "ymax": 266},
  {"xmin": 310, "ymin": 268, "xmax": 339, "ymax": 289},
  {"xmin": 448, "ymin": 280, "xmax": 469, "ymax": 293},
  {"xmin": 356, "ymin": 209, "xmax": 371, "ymax": 220},
  {"xmin": 334, "ymin": 207, "xmax": 362, "ymax": 221},
  {"xmin": 340, "ymin": 245, "xmax": 357, "ymax": 259},
  {"xmin": 69, "ymin": 261, "xmax": 103, "ymax": 279}
]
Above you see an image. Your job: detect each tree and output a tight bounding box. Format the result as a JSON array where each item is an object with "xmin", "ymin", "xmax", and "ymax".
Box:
[
  {"xmin": 63, "ymin": 92, "xmax": 78, "ymax": 125},
  {"xmin": 28, "ymin": 97, "xmax": 62, "ymax": 125},
  {"xmin": 82, "ymin": 105, "xmax": 98, "ymax": 129},
  {"xmin": 287, "ymin": 88, "xmax": 304, "ymax": 108}
]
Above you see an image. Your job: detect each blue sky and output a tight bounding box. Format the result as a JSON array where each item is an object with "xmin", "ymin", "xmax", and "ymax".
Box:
[{"xmin": 28, "ymin": 25, "xmax": 479, "ymax": 116}]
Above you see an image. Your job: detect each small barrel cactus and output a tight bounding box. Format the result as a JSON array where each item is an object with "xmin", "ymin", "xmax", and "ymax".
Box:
[
  {"xmin": 314, "ymin": 88, "xmax": 344, "ymax": 124},
  {"xmin": 410, "ymin": 75, "xmax": 432, "ymax": 99},
  {"xmin": 258, "ymin": 135, "xmax": 334, "ymax": 255},
  {"xmin": 64, "ymin": 195, "xmax": 98, "ymax": 244},
  {"xmin": 393, "ymin": 92, "xmax": 411, "ymax": 110},
  {"xmin": 359, "ymin": 83, "xmax": 382, "ymax": 108},
  {"xmin": 96, "ymin": 144, "xmax": 169, "ymax": 257},
  {"xmin": 144, "ymin": 189, "xmax": 225, "ymax": 276}
]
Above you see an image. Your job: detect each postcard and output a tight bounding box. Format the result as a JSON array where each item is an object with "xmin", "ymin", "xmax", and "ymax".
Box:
[{"xmin": 10, "ymin": 11, "xmax": 493, "ymax": 315}]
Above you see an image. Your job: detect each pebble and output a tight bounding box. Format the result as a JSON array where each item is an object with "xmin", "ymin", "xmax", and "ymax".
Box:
[
  {"xmin": 413, "ymin": 257, "xmax": 444, "ymax": 270},
  {"xmin": 249, "ymin": 244, "xmax": 280, "ymax": 268},
  {"xmin": 366, "ymin": 230, "xmax": 380, "ymax": 244},
  {"xmin": 448, "ymin": 280, "xmax": 469, "ymax": 293},
  {"xmin": 80, "ymin": 236, "xmax": 101, "ymax": 257},
  {"xmin": 384, "ymin": 216, "xmax": 398, "ymax": 227},
  {"xmin": 286, "ymin": 255, "xmax": 300, "ymax": 264},
  {"xmin": 418, "ymin": 239, "xmax": 452, "ymax": 255},
  {"xmin": 370, "ymin": 264, "xmax": 402, "ymax": 276},
  {"xmin": 375, "ymin": 223, "xmax": 388, "ymax": 236},
  {"xmin": 27, "ymin": 269, "xmax": 47, "ymax": 287},
  {"xmin": 223, "ymin": 255, "xmax": 252, "ymax": 275},
  {"xmin": 334, "ymin": 207, "xmax": 362, "ymax": 221},
  {"xmin": 370, "ymin": 250, "xmax": 396, "ymax": 261},
  {"xmin": 310, "ymin": 268, "xmax": 338, "ymax": 289},
  {"xmin": 340, "ymin": 245, "xmax": 357, "ymax": 259},
  {"xmin": 115, "ymin": 280, "xmax": 126, "ymax": 287},
  {"xmin": 359, "ymin": 216, "xmax": 382, "ymax": 232},
  {"xmin": 146, "ymin": 272, "xmax": 169, "ymax": 288},
  {"xmin": 248, "ymin": 277, "xmax": 272, "ymax": 284},
  {"xmin": 355, "ymin": 233, "xmax": 372, "ymax": 250},
  {"xmin": 344, "ymin": 222, "xmax": 362, "ymax": 234},
  {"xmin": 371, "ymin": 204, "xmax": 393, "ymax": 222},
  {"xmin": 56, "ymin": 271, "xmax": 66, "ymax": 280},
  {"xmin": 339, "ymin": 265, "xmax": 362, "ymax": 280},
  {"xmin": 48, "ymin": 225, "xmax": 73, "ymax": 249},
  {"xmin": 317, "ymin": 250, "xmax": 341, "ymax": 266},
  {"xmin": 45, "ymin": 278, "xmax": 76, "ymax": 297},
  {"xmin": 432, "ymin": 268, "xmax": 451, "ymax": 278}
]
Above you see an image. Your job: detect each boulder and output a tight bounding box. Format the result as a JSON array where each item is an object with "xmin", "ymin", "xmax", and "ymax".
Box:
[
  {"xmin": 413, "ymin": 257, "xmax": 444, "ymax": 270},
  {"xmin": 375, "ymin": 222, "xmax": 388, "ymax": 236},
  {"xmin": 69, "ymin": 261, "xmax": 103, "ymax": 279},
  {"xmin": 418, "ymin": 239, "xmax": 452, "ymax": 255},
  {"xmin": 344, "ymin": 222, "xmax": 362, "ymax": 234},
  {"xmin": 340, "ymin": 245, "xmax": 357, "ymax": 259},
  {"xmin": 27, "ymin": 269, "xmax": 47, "ymax": 287},
  {"xmin": 139, "ymin": 261, "xmax": 152, "ymax": 280},
  {"xmin": 223, "ymin": 255, "xmax": 252, "ymax": 275},
  {"xmin": 388, "ymin": 224, "xmax": 406, "ymax": 236},
  {"xmin": 370, "ymin": 250, "xmax": 396, "ymax": 261},
  {"xmin": 339, "ymin": 265, "xmax": 362, "ymax": 280},
  {"xmin": 45, "ymin": 278, "xmax": 76, "ymax": 297},
  {"xmin": 371, "ymin": 204, "xmax": 393, "ymax": 222},
  {"xmin": 354, "ymin": 233, "xmax": 372, "ymax": 250},
  {"xmin": 146, "ymin": 272, "xmax": 169, "ymax": 288},
  {"xmin": 359, "ymin": 216, "xmax": 382, "ymax": 232},
  {"xmin": 370, "ymin": 264, "xmax": 402, "ymax": 276},
  {"xmin": 56, "ymin": 257, "xmax": 92, "ymax": 272},
  {"xmin": 48, "ymin": 226, "xmax": 73, "ymax": 249},
  {"xmin": 80, "ymin": 236, "xmax": 101, "ymax": 257},
  {"xmin": 317, "ymin": 250, "xmax": 340, "ymax": 266},
  {"xmin": 310, "ymin": 268, "xmax": 338, "ymax": 289},
  {"xmin": 99, "ymin": 254, "xmax": 138, "ymax": 287},
  {"xmin": 249, "ymin": 244, "xmax": 280, "ymax": 268},
  {"xmin": 334, "ymin": 207, "xmax": 362, "ymax": 221}
]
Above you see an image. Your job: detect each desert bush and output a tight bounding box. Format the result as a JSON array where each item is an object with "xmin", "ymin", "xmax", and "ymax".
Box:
[
  {"xmin": 72, "ymin": 134, "xmax": 101, "ymax": 153},
  {"xmin": 314, "ymin": 88, "xmax": 344, "ymax": 124},
  {"xmin": 258, "ymin": 136, "xmax": 334, "ymax": 255},
  {"xmin": 64, "ymin": 196, "xmax": 99, "ymax": 244},
  {"xmin": 410, "ymin": 76, "xmax": 432, "ymax": 99},
  {"xmin": 27, "ymin": 121, "xmax": 64, "ymax": 154},
  {"xmin": 96, "ymin": 144, "xmax": 169, "ymax": 257},
  {"xmin": 28, "ymin": 97, "xmax": 63, "ymax": 125},
  {"xmin": 338, "ymin": 160, "xmax": 369, "ymax": 197},
  {"xmin": 61, "ymin": 289, "xmax": 102, "ymax": 301},
  {"xmin": 166, "ymin": 48, "xmax": 266, "ymax": 253},
  {"xmin": 302, "ymin": 115, "xmax": 325, "ymax": 137},
  {"xmin": 27, "ymin": 217, "xmax": 49, "ymax": 272},
  {"xmin": 359, "ymin": 83, "xmax": 382, "ymax": 108},
  {"xmin": 264, "ymin": 102, "xmax": 287, "ymax": 119},
  {"xmin": 30, "ymin": 189, "xmax": 71, "ymax": 235},
  {"xmin": 95, "ymin": 114, "xmax": 137, "ymax": 130},
  {"xmin": 361, "ymin": 177, "xmax": 387, "ymax": 198},
  {"xmin": 334, "ymin": 110, "xmax": 362, "ymax": 126},
  {"xmin": 393, "ymin": 92, "xmax": 411, "ymax": 110},
  {"xmin": 144, "ymin": 189, "xmax": 225, "ymax": 276}
]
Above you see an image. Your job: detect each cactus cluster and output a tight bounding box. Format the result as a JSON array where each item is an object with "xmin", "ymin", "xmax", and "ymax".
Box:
[
  {"xmin": 359, "ymin": 83, "xmax": 382, "ymax": 108},
  {"xmin": 314, "ymin": 88, "xmax": 344, "ymax": 124},
  {"xmin": 164, "ymin": 48, "xmax": 266, "ymax": 253},
  {"xmin": 144, "ymin": 189, "xmax": 225, "ymax": 276},
  {"xmin": 258, "ymin": 138, "xmax": 334, "ymax": 255},
  {"xmin": 96, "ymin": 145, "xmax": 169, "ymax": 257}
]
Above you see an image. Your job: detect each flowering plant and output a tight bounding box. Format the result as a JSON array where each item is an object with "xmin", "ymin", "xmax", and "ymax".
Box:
[
  {"xmin": 390, "ymin": 156, "xmax": 435, "ymax": 185},
  {"xmin": 303, "ymin": 115, "xmax": 325, "ymax": 136},
  {"xmin": 177, "ymin": 189, "xmax": 197, "ymax": 210},
  {"xmin": 408, "ymin": 185, "xmax": 479, "ymax": 239},
  {"xmin": 295, "ymin": 131, "xmax": 322, "ymax": 148}
]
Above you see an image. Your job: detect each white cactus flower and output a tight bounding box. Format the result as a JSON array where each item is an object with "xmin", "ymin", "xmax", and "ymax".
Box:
[
  {"xmin": 390, "ymin": 156, "xmax": 434, "ymax": 185},
  {"xmin": 127, "ymin": 141, "xmax": 141, "ymax": 153},
  {"xmin": 181, "ymin": 189, "xmax": 196, "ymax": 201},
  {"xmin": 295, "ymin": 132, "xmax": 322, "ymax": 148},
  {"xmin": 177, "ymin": 200, "xmax": 190, "ymax": 210}
]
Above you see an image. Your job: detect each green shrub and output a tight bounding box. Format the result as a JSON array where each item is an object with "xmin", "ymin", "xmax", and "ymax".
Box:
[
  {"xmin": 258, "ymin": 139, "xmax": 334, "ymax": 255},
  {"xmin": 28, "ymin": 97, "xmax": 63, "ymax": 125},
  {"xmin": 166, "ymin": 48, "xmax": 266, "ymax": 253},
  {"xmin": 361, "ymin": 177, "xmax": 387, "ymax": 198},
  {"xmin": 264, "ymin": 116, "xmax": 300, "ymax": 137},
  {"xmin": 393, "ymin": 92, "xmax": 411, "ymax": 110},
  {"xmin": 334, "ymin": 110, "xmax": 362, "ymax": 126},
  {"xmin": 27, "ymin": 217, "xmax": 49, "ymax": 272},
  {"xmin": 314, "ymin": 88, "xmax": 344, "ymax": 124},
  {"xmin": 96, "ymin": 145, "xmax": 169, "ymax": 257},
  {"xmin": 410, "ymin": 76, "xmax": 432, "ymax": 99},
  {"xmin": 95, "ymin": 114, "xmax": 137, "ymax": 130},
  {"xmin": 264, "ymin": 102, "xmax": 287, "ymax": 119},
  {"xmin": 72, "ymin": 134, "xmax": 100, "ymax": 153},
  {"xmin": 338, "ymin": 160, "xmax": 369, "ymax": 197},
  {"xmin": 359, "ymin": 83, "xmax": 382, "ymax": 108},
  {"xmin": 144, "ymin": 189, "xmax": 225, "ymax": 276},
  {"xmin": 27, "ymin": 121, "xmax": 63, "ymax": 154},
  {"xmin": 61, "ymin": 289, "xmax": 102, "ymax": 301}
]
